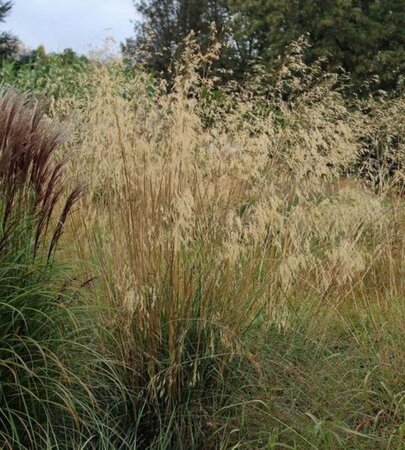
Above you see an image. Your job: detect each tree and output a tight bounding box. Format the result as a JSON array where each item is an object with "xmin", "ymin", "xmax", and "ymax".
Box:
[
  {"xmin": 126, "ymin": 0, "xmax": 404, "ymax": 94},
  {"xmin": 123, "ymin": 0, "xmax": 231, "ymax": 75},
  {"xmin": 229, "ymin": 0, "xmax": 405, "ymax": 93},
  {"xmin": 0, "ymin": 1, "xmax": 19, "ymax": 60}
]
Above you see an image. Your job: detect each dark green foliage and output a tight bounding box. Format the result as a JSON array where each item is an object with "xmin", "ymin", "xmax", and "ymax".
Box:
[
  {"xmin": 128, "ymin": 0, "xmax": 404, "ymax": 94},
  {"xmin": 123, "ymin": 0, "xmax": 232, "ymax": 76},
  {"xmin": 0, "ymin": 1, "xmax": 19, "ymax": 60},
  {"xmin": 230, "ymin": 0, "xmax": 405, "ymax": 94}
]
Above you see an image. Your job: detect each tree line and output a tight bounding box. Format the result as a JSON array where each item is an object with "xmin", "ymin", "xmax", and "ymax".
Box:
[
  {"xmin": 1, "ymin": 0, "xmax": 403, "ymax": 96},
  {"xmin": 123, "ymin": 0, "xmax": 404, "ymax": 95}
]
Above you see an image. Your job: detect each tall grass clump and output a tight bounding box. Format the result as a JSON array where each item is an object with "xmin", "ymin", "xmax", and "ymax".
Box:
[
  {"xmin": 58, "ymin": 37, "xmax": 404, "ymax": 448},
  {"xmin": 1, "ymin": 35, "xmax": 404, "ymax": 449},
  {"xmin": 0, "ymin": 89, "xmax": 127, "ymax": 449}
]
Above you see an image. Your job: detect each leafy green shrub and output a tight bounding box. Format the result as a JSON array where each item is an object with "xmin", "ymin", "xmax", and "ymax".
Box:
[{"xmin": 0, "ymin": 49, "xmax": 88, "ymax": 102}]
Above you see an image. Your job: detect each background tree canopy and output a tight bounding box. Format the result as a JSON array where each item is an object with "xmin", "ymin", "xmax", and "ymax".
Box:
[
  {"xmin": 123, "ymin": 0, "xmax": 231, "ymax": 74},
  {"xmin": 125, "ymin": 0, "xmax": 405, "ymax": 94},
  {"xmin": 0, "ymin": 1, "xmax": 19, "ymax": 60}
]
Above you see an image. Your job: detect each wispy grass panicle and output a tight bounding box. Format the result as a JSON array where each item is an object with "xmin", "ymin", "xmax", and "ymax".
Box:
[{"xmin": 0, "ymin": 88, "xmax": 80, "ymax": 259}]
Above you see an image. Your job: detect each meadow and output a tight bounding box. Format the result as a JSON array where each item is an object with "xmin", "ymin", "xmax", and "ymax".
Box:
[{"xmin": 0, "ymin": 39, "xmax": 404, "ymax": 449}]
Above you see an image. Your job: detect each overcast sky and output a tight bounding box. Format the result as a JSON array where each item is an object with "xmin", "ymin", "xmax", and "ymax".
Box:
[{"xmin": 7, "ymin": 0, "xmax": 137, "ymax": 55}]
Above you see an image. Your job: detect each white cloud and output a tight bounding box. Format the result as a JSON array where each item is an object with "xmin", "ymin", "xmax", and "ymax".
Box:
[{"xmin": 6, "ymin": 0, "xmax": 137, "ymax": 54}]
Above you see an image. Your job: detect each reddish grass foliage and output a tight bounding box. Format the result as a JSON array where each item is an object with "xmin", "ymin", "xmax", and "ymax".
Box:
[{"xmin": 0, "ymin": 89, "xmax": 80, "ymax": 258}]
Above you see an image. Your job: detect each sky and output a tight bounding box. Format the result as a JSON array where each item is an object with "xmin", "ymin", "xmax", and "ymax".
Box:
[{"xmin": 7, "ymin": 0, "xmax": 138, "ymax": 55}]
